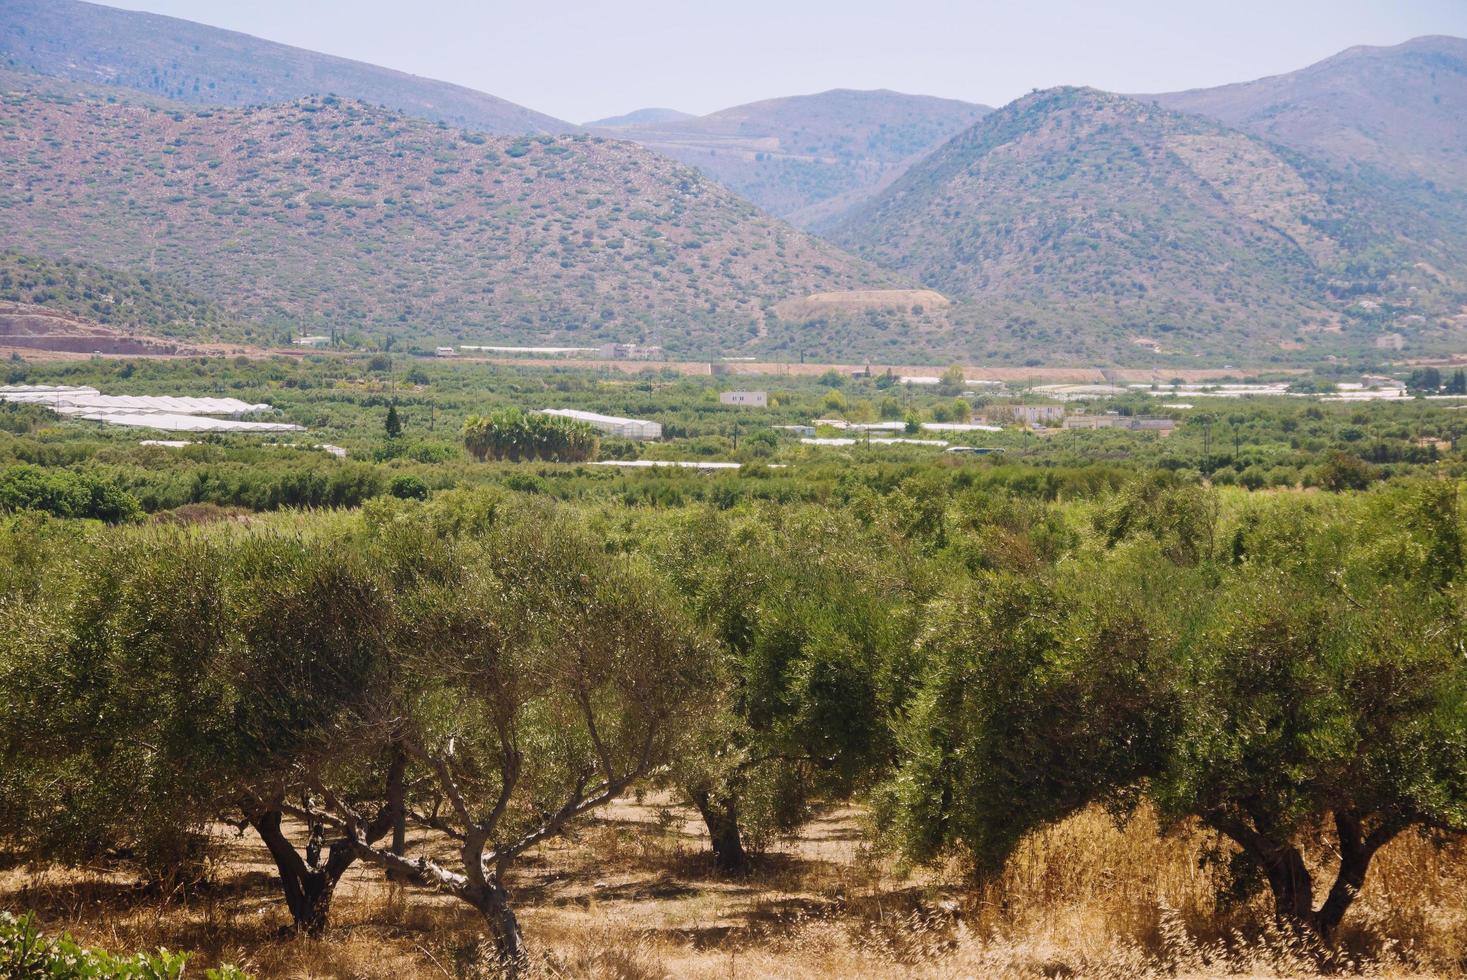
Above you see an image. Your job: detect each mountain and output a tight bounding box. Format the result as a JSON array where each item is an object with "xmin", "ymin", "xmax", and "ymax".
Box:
[
  {"xmin": 0, "ymin": 0, "xmax": 575, "ymax": 135},
  {"xmin": 1151, "ymin": 36, "xmax": 1467, "ymax": 193},
  {"xmin": 584, "ymin": 108, "xmax": 695, "ymax": 128},
  {"xmin": 0, "ymin": 69, "xmax": 918, "ymax": 357},
  {"xmin": 830, "ymin": 87, "xmax": 1467, "ymax": 363},
  {"xmin": 588, "ymin": 89, "xmax": 991, "ymax": 229},
  {"xmin": 0, "ymin": 249, "xmax": 256, "ymax": 344}
]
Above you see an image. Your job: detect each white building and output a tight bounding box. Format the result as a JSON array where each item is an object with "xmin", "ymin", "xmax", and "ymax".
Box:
[
  {"xmin": 720, "ymin": 391, "xmax": 768, "ymax": 407},
  {"xmin": 435, "ymin": 346, "xmax": 457, "ymax": 357},
  {"xmin": 538, "ymin": 408, "xmax": 662, "ymax": 441},
  {"xmin": 292, "ymin": 335, "xmax": 331, "ymax": 347},
  {"xmin": 990, "ymin": 404, "xmax": 1065, "ymax": 426},
  {"xmin": 0, "ymin": 385, "xmax": 299, "ymax": 432},
  {"xmin": 599, "ymin": 343, "xmax": 664, "ymax": 361}
]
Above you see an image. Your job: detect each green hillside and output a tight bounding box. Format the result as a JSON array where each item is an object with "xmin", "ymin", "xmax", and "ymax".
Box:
[
  {"xmin": 0, "ymin": 72, "xmax": 911, "ymax": 357},
  {"xmin": 830, "ymin": 87, "xmax": 1467, "ymax": 363},
  {"xmin": 0, "ymin": 250, "xmax": 258, "ymax": 344}
]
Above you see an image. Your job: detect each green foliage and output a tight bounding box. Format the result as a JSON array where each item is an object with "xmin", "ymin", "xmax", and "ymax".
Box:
[
  {"xmin": 881, "ymin": 478, "xmax": 1467, "ymax": 935},
  {"xmin": 0, "ymin": 465, "xmax": 141, "ymax": 523},
  {"xmin": 462, "ymin": 409, "xmax": 599, "ymax": 462},
  {"xmin": 0, "ymin": 911, "xmax": 248, "ymax": 979},
  {"xmin": 388, "ymin": 473, "xmax": 430, "ymax": 500}
]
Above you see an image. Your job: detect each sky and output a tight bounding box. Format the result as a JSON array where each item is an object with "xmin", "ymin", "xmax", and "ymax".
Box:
[{"xmin": 104, "ymin": 0, "xmax": 1467, "ymax": 123}]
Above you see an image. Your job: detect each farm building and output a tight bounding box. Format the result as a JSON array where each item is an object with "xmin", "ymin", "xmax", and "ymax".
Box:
[
  {"xmin": 0, "ymin": 385, "xmax": 300, "ymax": 433},
  {"xmin": 538, "ymin": 408, "xmax": 662, "ymax": 441},
  {"xmin": 989, "ymin": 404, "xmax": 1065, "ymax": 427},
  {"xmin": 720, "ymin": 391, "xmax": 768, "ymax": 407},
  {"xmin": 1062, "ymin": 414, "xmax": 1177, "ymax": 432},
  {"xmin": 0, "ymin": 386, "xmax": 274, "ymax": 418},
  {"xmin": 599, "ymin": 343, "xmax": 663, "ymax": 361}
]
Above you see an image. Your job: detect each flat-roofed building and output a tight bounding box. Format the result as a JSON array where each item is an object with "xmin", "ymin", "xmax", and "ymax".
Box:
[
  {"xmin": 538, "ymin": 408, "xmax": 662, "ymax": 441},
  {"xmin": 990, "ymin": 404, "xmax": 1065, "ymax": 427},
  {"xmin": 599, "ymin": 343, "xmax": 664, "ymax": 361},
  {"xmin": 720, "ymin": 390, "xmax": 768, "ymax": 407}
]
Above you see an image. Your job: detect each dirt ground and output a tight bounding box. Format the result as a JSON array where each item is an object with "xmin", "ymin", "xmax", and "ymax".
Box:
[{"xmin": 5, "ymin": 795, "xmax": 1465, "ymax": 978}]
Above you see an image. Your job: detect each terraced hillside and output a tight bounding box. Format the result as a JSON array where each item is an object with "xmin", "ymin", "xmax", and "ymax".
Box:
[
  {"xmin": 0, "ymin": 0, "xmax": 574, "ymax": 135},
  {"xmin": 1152, "ymin": 35, "xmax": 1467, "ymax": 193},
  {"xmin": 0, "ymin": 250, "xmax": 259, "ymax": 345},
  {"xmin": 0, "ymin": 72, "xmax": 913, "ymax": 357},
  {"xmin": 589, "ymin": 90, "xmax": 991, "ymax": 229},
  {"xmin": 831, "ymin": 87, "xmax": 1467, "ymax": 363}
]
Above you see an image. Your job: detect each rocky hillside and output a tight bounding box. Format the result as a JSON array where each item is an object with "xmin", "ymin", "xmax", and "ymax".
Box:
[
  {"xmin": 589, "ymin": 89, "xmax": 990, "ymax": 229},
  {"xmin": 830, "ymin": 87, "xmax": 1467, "ymax": 363},
  {"xmin": 0, "ymin": 71, "xmax": 909, "ymax": 356},
  {"xmin": 0, "ymin": 0, "xmax": 575, "ymax": 135},
  {"xmin": 0, "ymin": 301, "xmax": 195, "ymax": 356},
  {"xmin": 1152, "ymin": 36, "xmax": 1467, "ymax": 193},
  {"xmin": 0, "ymin": 250, "xmax": 257, "ymax": 345}
]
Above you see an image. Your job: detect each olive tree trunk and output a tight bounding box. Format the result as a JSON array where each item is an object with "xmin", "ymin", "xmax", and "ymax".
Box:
[
  {"xmin": 689, "ymin": 785, "xmax": 749, "ymax": 875},
  {"xmin": 1212, "ymin": 809, "xmax": 1401, "ymax": 940},
  {"xmin": 248, "ymin": 809, "xmax": 355, "ymax": 936}
]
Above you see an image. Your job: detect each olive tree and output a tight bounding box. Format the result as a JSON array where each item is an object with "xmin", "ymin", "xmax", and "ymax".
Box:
[
  {"xmin": 0, "ymin": 532, "xmax": 236, "ymax": 880},
  {"xmin": 276, "ymin": 511, "xmax": 710, "ymax": 970},
  {"xmin": 651, "ymin": 505, "xmax": 920, "ymax": 873},
  {"xmin": 885, "ymin": 486, "xmax": 1467, "ymax": 939},
  {"xmin": 0, "ymin": 527, "xmax": 407, "ymax": 934},
  {"xmin": 1153, "ymin": 567, "xmax": 1467, "ymax": 936},
  {"xmin": 223, "ymin": 536, "xmax": 409, "ymax": 935}
]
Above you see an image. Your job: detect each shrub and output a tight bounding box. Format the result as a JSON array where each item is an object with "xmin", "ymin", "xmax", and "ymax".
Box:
[
  {"xmin": 388, "ymin": 474, "xmax": 430, "ymax": 500},
  {"xmin": 0, "ymin": 911, "xmax": 249, "ymax": 978}
]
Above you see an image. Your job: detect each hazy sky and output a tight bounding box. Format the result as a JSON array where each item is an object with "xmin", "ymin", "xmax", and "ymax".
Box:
[{"xmin": 104, "ymin": 0, "xmax": 1467, "ymax": 123}]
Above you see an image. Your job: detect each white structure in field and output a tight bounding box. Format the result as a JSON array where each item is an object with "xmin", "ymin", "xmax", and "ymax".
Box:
[
  {"xmin": 0, "ymin": 385, "xmax": 301, "ymax": 433},
  {"xmin": 459, "ymin": 345, "xmax": 599, "ymax": 355},
  {"xmin": 292, "ymin": 335, "xmax": 331, "ymax": 347},
  {"xmin": 538, "ymin": 408, "xmax": 662, "ymax": 441},
  {"xmin": 435, "ymin": 346, "xmax": 457, "ymax": 357},
  {"xmin": 599, "ymin": 343, "xmax": 664, "ymax": 361},
  {"xmin": 720, "ymin": 391, "xmax": 768, "ymax": 407},
  {"xmin": 0, "ymin": 387, "xmax": 274, "ymax": 418}
]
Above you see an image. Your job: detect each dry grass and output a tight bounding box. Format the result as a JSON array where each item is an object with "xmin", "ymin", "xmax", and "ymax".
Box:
[{"xmin": 4, "ymin": 797, "xmax": 1466, "ymax": 979}]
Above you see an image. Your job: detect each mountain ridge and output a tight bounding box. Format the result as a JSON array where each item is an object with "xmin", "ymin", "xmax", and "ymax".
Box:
[
  {"xmin": 1149, "ymin": 35, "xmax": 1467, "ymax": 192},
  {"xmin": 0, "ymin": 0, "xmax": 578, "ymax": 135},
  {"xmin": 0, "ymin": 68, "xmax": 925, "ymax": 358},
  {"xmin": 830, "ymin": 85, "xmax": 1467, "ymax": 362},
  {"xmin": 588, "ymin": 88, "xmax": 992, "ymax": 228}
]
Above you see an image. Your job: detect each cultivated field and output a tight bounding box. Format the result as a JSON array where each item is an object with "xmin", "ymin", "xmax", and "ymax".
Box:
[{"xmin": 8, "ymin": 795, "xmax": 1466, "ymax": 978}]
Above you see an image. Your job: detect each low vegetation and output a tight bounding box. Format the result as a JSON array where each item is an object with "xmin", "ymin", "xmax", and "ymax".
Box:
[{"xmin": 5, "ymin": 363, "xmax": 1467, "ymax": 976}]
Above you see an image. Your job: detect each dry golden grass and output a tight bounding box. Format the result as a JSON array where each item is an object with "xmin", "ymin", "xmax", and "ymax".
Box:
[{"xmin": 4, "ymin": 797, "xmax": 1466, "ymax": 978}]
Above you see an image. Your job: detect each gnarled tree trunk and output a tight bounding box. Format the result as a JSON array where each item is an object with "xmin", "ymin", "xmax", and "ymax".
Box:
[
  {"xmin": 247, "ymin": 755, "xmax": 406, "ymax": 935},
  {"xmin": 1211, "ymin": 809, "xmax": 1402, "ymax": 940},
  {"xmin": 247, "ymin": 809, "xmax": 355, "ymax": 936},
  {"xmin": 689, "ymin": 785, "xmax": 749, "ymax": 875},
  {"xmin": 470, "ymin": 879, "xmax": 527, "ymax": 975}
]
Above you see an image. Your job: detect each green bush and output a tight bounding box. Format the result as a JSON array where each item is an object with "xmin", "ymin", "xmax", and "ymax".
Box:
[
  {"xmin": 0, "ymin": 465, "xmax": 142, "ymax": 523},
  {"xmin": 387, "ymin": 474, "xmax": 430, "ymax": 500},
  {"xmin": 0, "ymin": 911, "xmax": 248, "ymax": 979}
]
